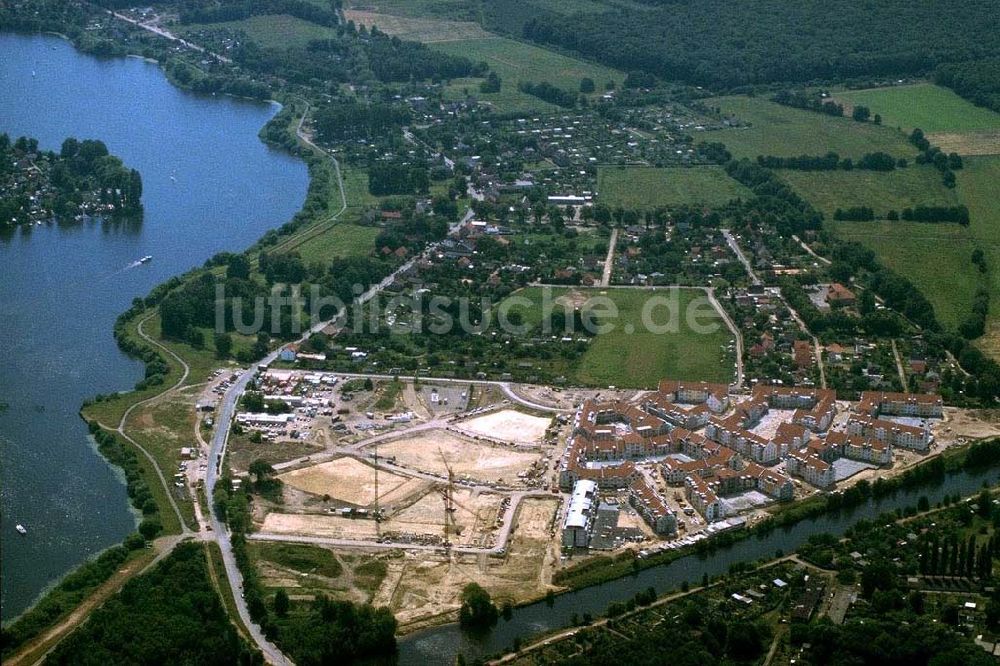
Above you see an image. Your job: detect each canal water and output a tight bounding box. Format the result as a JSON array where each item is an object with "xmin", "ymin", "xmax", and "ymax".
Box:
[
  {"xmin": 397, "ymin": 466, "xmax": 1000, "ymax": 663},
  {"xmin": 0, "ymin": 32, "xmax": 309, "ymax": 622}
]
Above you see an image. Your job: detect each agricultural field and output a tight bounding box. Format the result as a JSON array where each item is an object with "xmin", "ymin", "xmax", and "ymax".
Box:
[
  {"xmin": 597, "ymin": 166, "xmax": 751, "ymax": 210},
  {"xmin": 828, "ymin": 220, "xmax": 979, "ymax": 330},
  {"xmin": 177, "ymin": 14, "xmax": 338, "ymax": 50},
  {"xmin": 504, "ymin": 287, "xmax": 735, "ymax": 387},
  {"xmin": 431, "ymin": 36, "xmax": 624, "ymax": 113},
  {"xmin": 837, "ymin": 83, "xmax": 1000, "ymax": 134},
  {"xmin": 779, "ymin": 165, "xmax": 959, "ymax": 218},
  {"xmin": 706, "ymin": 95, "xmax": 917, "ymax": 159},
  {"xmin": 375, "ymin": 428, "xmax": 544, "ymax": 485}
]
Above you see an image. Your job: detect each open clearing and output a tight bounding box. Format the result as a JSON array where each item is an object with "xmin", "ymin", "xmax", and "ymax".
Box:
[
  {"xmin": 956, "ymin": 156, "xmax": 1000, "ymax": 359},
  {"xmin": 457, "ymin": 409, "xmax": 552, "ymax": 442},
  {"xmin": 504, "ymin": 287, "xmax": 734, "ymax": 387},
  {"xmin": 779, "ymin": 165, "xmax": 960, "ymax": 217},
  {"xmin": 706, "ymin": 95, "xmax": 916, "ymax": 159},
  {"xmin": 837, "ymin": 84, "xmax": 1000, "ymax": 133},
  {"xmin": 924, "ymin": 131, "xmax": 1000, "ymax": 156},
  {"xmin": 343, "ymin": 9, "xmax": 490, "ymax": 42},
  {"xmin": 828, "ymin": 220, "xmax": 979, "ymax": 331},
  {"xmin": 260, "ymin": 488, "xmax": 501, "ymax": 545},
  {"xmin": 292, "ymin": 223, "xmax": 379, "ymax": 264},
  {"xmin": 377, "ymin": 429, "xmax": 542, "ymax": 484},
  {"xmin": 597, "ymin": 166, "xmax": 751, "ymax": 210},
  {"xmin": 178, "ymin": 14, "xmax": 337, "ymax": 50},
  {"xmin": 278, "ymin": 457, "xmax": 425, "ymax": 506},
  {"xmin": 430, "ymin": 37, "xmax": 623, "ymax": 113}
]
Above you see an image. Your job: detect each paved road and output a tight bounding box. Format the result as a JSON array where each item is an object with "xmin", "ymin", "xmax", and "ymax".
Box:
[
  {"xmin": 109, "ymin": 11, "xmax": 232, "ymax": 63},
  {"xmin": 722, "ymin": 229, "xmax": 761, "ymax": 286},
  {"xmin": 791, "ymin": 234, "xmax": 831, "ymax": 266},
  {"xmin": 722, "ymin": 230, "xmax": 826, "ymax": 387},
  {"xmin": 600, "ymin": 227, "xmax": 618, "ymax": 287}
]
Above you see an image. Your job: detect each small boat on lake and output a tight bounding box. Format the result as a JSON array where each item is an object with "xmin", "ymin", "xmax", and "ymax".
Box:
[
  {"xmin": 139, "ymin": 255, "xmax": 153, "ymax": 264},
  {"xmin": 15, "ymin": 523, "xmax": 27, "ymax": 535}
]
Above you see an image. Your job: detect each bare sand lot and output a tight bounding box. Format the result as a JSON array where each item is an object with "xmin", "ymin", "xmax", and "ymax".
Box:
[
  {"xmin": 378, "ymin": 429, "xmax": 543, "ymax": 484},
  {"xmin": 278, "ymin": 457, "xmax": 424, "ymax": 506},
  {"xmin": 382, "ymin": 497, "xmax": 561, "ymax": 629},
  {"xmin": 457, "ymin": 409, "xmax": 553, "ymax": 443},
  {"xmin": 261, "ymin": 512, "xmax": 379, "ymax": 540},
  {"xmin": 387, "ymin": 488, "xmax": 502, "ymax": 547}
]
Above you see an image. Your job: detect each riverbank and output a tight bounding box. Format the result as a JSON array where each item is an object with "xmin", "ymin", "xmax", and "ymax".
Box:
[{"xmin": 396, "ymin": 443, "xmax": 1000, "ymax": 664}]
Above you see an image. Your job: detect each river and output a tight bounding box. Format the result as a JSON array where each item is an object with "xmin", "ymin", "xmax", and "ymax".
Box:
[
  {"xmin": 0, "ymin": 32, "xmax": 309, "ymax": 622},
  {"xmin": 397, "ymin": 466, "xmax": 1000, "ymax": 664}
]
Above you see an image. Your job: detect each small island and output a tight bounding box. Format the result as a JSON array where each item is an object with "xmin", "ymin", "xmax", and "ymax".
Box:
[{"xmin": 1, "ymin": 133, "xmax": 143, "ymax": 227}]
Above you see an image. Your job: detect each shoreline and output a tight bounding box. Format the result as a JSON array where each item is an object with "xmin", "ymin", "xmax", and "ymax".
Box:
[{"xmin": 0, "ymin": 27, "xmax": 311, "ymax": 639}]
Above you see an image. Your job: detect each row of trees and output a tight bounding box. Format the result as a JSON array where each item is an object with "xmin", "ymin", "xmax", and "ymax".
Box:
[
  {"xmin": 517, "ymin": 80, "xmax": 578, "ymax": 108},
  {"xmin": 757, "ymin": 151, "xmax": 899, "ymax": 172}
]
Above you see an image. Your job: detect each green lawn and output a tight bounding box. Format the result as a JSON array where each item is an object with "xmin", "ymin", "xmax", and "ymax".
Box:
[
  {"xmin": 838, "ymin": 84, "xmax": 1000, "ymax": 133},
  {"xmin": 706, "ymin": 95, "xmax": 917, "ymax": 159},
  {"xmin": 431, "ymin": 37, "xmax": 623, "ymax": 113},
  {"xmin": 178, "ymin": 14, "xmax": 338, "ymax": 50},
  {"xmin": 779, "ymin": 165, "xmax": 959, "ymax": 218},
  {"xmin": 506, "ymin": 287, "xmax": 735, "ymax": 387},
  {"xmin": 597, "ymin": 166, "xmax": 751, "ymax": 210},
  {"xmin": 248, "ymin": 542, "xmax": 343, "ymax": 579}
]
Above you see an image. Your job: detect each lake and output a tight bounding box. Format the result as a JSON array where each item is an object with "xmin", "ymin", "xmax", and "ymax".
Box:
[{"xmin": 0, "ymin": 32, "xmax": 308, "ymax": 622}]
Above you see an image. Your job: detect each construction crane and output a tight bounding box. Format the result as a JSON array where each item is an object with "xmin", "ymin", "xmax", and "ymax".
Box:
[
  {"xmin": 438, "ymin": 448, "xmax": 457, "ymax": 545},
  {"xmin": 373, "ymin": 442, "xmax": 381, "ymax": 539}
]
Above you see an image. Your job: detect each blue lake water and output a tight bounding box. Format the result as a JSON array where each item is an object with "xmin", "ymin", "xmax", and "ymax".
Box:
[{"xmin": 0, "ymin": 32, "xmax": 308, "ymax": 621}]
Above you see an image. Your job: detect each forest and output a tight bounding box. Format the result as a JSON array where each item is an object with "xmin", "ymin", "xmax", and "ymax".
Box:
[
  {"xmin": 484, "ymin": 0, "xmax": 1000, "ymax": 92},
  {"xmin": 45, "ymin": 542, "xmax": 260, "ymax": 665}
]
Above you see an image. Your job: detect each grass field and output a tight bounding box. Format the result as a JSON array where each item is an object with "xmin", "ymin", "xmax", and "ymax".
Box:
[
  {"xmin": 706, "ymin": 96, "xmax": 916, "ymax": 159},
  {"xmin": 597, "ymin": 166, "xmax": 751, "ymax": 209},
  {"xmin": 506, "ymin": 287, "xmax": 734, "ymax": 386},
  {"xmin": 293, "ymin": 223, "xmax": 379, "ymax": 264},
  {"xmin": 343, "ymin": 9, "xmax": 490, "ymax": 42},
  {"xmin": 815, "ymin": 156, "xmax": 1000, "ymax": 338},
  {"xmin": 178, "ymin": 14, "xmax": 338, "ymax": 50},
  {"xmin": 828, "ymin": 220, "xmax": 979, "ymax": 331},
  {"xmin": 431, "ymin": 37, "xmax": 624, "ymax": 113},
  {"xmin": 837, "ymin": 84, "xmax": 1000, "ymax": 133},
  {"xmin": 956, "ymin": 156, "xmax": 1000, "ymax": 359},
  {"xmin": 779, "ymin": 165, "xmax": 959, "ymax": 217}
]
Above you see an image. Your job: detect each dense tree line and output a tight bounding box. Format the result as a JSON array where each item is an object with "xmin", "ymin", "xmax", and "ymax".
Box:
[
  {"xmin": 368, "ymin": 162, "xmax": 430, "ymax": 195},
  {"xmin": 724, "ymin": 159, "xmax": 823, "ymax": 236},
  {"xmin": 935, "ymin": 58, "xmax": 1000, "ymax": 112},
  {"xmin": 517, "ymin": 80, "xmax": 578, "ymax": 108},
  {"xmin": 959, "ymin": 250, "xmax": 991, "ymax": 339},
  {"xmin": 772, "ymin": 90, "xmax": 844, "ymax": 116},
  {"xmin": 46, "ymin": 542, "xmax": 260, "ymax": 665},
  {"xmin": 313, "ymin": 99, "xmax": 411, "ymax": 143},
  {"xmin": 175, "ymin": 0, "xmax": 338, "ymax": 27},
  {"xmin": 900, "ymin": 205, "xmax": 970, "ymax": 225},
  {"xmin": 909, "ymin": 129, "xmax": 963, "ymax": 187},
  {"xmin": 832, "ymin": 206, "xmax": 875, "ymax": 221},
  {"xmin": 487, "ymin": 0, "xmax": 1000, "ymax": 89},
  {"xmin": 758, "ymin": 151, "xmax": 898, "ymax": 172}
]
